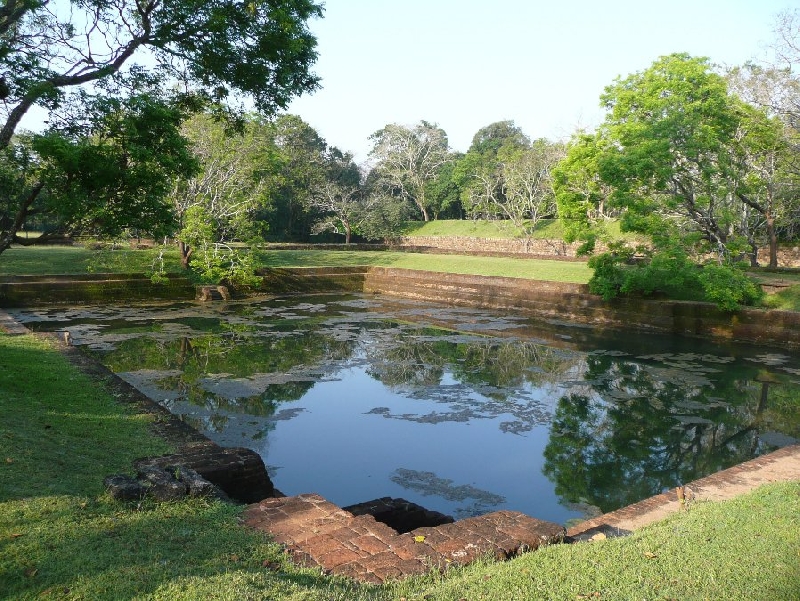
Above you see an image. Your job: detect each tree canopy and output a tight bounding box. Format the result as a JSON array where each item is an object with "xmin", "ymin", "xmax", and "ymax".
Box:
[{"xmin": 0, "ymin": 0, "xmax": 322, "ymax": 255}]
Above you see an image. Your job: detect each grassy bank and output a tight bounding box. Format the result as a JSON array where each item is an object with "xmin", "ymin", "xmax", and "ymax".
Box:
[
  {"xmin": 0, "ymin": 245, "xmax": 593, "ymax": 284},
  {"xmin": 1, "ymin": 332, "xmax": 799, "ymax": 600}
]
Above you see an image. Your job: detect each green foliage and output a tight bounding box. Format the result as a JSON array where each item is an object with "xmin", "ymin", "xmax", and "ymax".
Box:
[
  {"xmin": 1, "ymin": 0, "xmax": 323, "ymax": 256},
  {"xmin": 762, "ymin": 283, "xmax": 800, "ymax": 311},
  {"xmin": 553, "ymin": 132, "xmax": 612, "ymax": 253},
  {"xmin": 698, "ymin": 263, "xmax": 765, "ymax": 311},
  {"xmin": 1, "ymin": 0, "xmax": 322, "ymax": 147},
  {"xmin": 1, "ymin": 85, "xmax": 196, "ymax": 253},
  {"xmin": 368, "ymin": 121, "xmax": 452, "ymax": 222},
  {"xmin": 588, "ymin": 242, "xmax": 764, "ymax": 311},
  {"xmin": 179, "ymin": 206, "xmax": 261, "ymax": 287}
]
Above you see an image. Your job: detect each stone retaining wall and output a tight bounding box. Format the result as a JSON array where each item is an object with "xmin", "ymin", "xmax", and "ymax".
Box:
[
  {"xmin": 0, "ymin": 273, "xmax": 195, "ymax": 307},
  {"xmin": 395, "ymin": 236, "xmax": 800, "ymax": 267},
  {"xmin": 255, "ymin": 266, "xmax": 800, "ymax": 348},
  {"xmin": 395, "ymin": 236, "xmax": 583, "ymax": 257}
]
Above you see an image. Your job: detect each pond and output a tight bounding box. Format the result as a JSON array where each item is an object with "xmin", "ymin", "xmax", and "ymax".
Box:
[{"xmin": 12, "ymin": 293, "xmax": 800, "ymax": 525}]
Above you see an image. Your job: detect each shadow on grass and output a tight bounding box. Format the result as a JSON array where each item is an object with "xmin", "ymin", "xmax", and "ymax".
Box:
[{"xmin": 0, "ymin": 496, "xmax": 386, "ymax": 600}]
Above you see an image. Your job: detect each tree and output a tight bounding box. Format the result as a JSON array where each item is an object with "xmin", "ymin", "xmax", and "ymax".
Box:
[
  {"xmin": 264, "ymin": 114, "xmax": 329, "ymax": 240},
  {"xmin": 597, "ymin": 53, "xmax": 744, "ymax": 260},
  {"xmin": 308, "ymin": 149, "xmax": 363, "ymax": 244},
  {"xmin": 0, "ymin": 85, "xmax": 197, "ymax": 253},
  {"xmin": 494, "ymin": 139, "xmax": 565, "ymax": 236},
  {"xmin": 727, "ymin": 63, "xmax": 800, "ymax": 265},
  {"xmin": 454, "ymin": 120, "xmax": 530, "ymax": 220},
  {"xmin": 0, "ymin": 0, "xmax": 321, "ymax": 253},
  {"xmin": 553, "ymin": 132, "xmax": 615, "ymax": 253},
  {"xmin": 555, "ymin": 54, "xmax": 768, "ymax": 309},
  {"xmin": 368, "ymin": 121, "xmax": 451, "ymax": 222},
  {"xmin": 0, "ymin": 0, "xmax": 322, "ymax": 150},
  {"xmin": 169, "ymin": 113, "xmax": 273, "ymax": 269}
]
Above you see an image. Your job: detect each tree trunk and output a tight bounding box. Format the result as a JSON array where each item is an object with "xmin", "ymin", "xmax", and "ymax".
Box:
[
  {"xmin": 767, "ymin": 215, "xmax": 778, "ymax": 268},
  {"xmin": 345, "ymin": 222, "xmax": 351, "ymax": 245},
  {"xmin": 178, "ymin": 240, "xmax": 192, "ymax": 269}
]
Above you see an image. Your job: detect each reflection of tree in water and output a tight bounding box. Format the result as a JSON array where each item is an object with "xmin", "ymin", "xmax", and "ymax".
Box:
[
  {"xmin": 105, "ymin": 326, "xmax": 357, "ymax": 414},
  {"xmin": 366, "ymin": 333, "xmax": 579, "ymax": 433},
  {"xmin": 390, "ymin": 468, "xmax": 506, "ymax": 518},
  {"xmin": 543, "ymin": 352, "xmax": 800, "ymax": 512},
  {"xmin": 367, "ymin": 332, "xmax": 575, "ymax": 393}
]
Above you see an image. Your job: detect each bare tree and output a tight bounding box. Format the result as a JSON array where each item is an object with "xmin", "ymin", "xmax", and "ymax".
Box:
[{"xmin": 368, "ymin": 121, "xmax": 451, "ymax": 221}]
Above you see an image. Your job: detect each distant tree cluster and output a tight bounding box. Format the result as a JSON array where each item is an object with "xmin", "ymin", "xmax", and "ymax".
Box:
[{"xmin": 2, "ymin": 2, "xmax": 800, "ymax": 308}]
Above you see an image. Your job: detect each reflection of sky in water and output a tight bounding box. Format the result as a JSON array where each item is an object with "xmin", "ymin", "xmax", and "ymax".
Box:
[{"xmin": 12, "ymin": 294, "xmax": 800, "ymax": 525}]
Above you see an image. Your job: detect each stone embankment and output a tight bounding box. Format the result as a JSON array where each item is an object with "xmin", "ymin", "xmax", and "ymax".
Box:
[
  {"xmin": 256, "ymin": 266, "xmax": 800, "ymax": 348},
  {"xmin": 0, "ymin": 273, "xmax": 194, "ymax": 307},
  {"xmin": 390, "ymin": 235, "xmax": 800, "ymax": 267},
  {"xmin": 243, "ymin": 494, "xmax": 565, "ymax": 584}
]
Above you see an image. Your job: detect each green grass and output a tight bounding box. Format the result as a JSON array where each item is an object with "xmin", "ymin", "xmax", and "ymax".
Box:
[
  {"xmin": 256, "ymin": 249, "xmax": 593, "ymax": 284},
  {"xmin": 1, "ymin": 332, "xmax": 799, "ymax": 600},
  {"xmin": 397, "ymin": 219, "xmax": 629, "ymax": 241},
  {"xmin": 763, "ymin": 285, "xmax": 800, "ymax": 311},
  {"xmin": 0, "ymin": 246, "xmax": 593, "ymax": 284},
  {"xmin": 0, "ymin": 245, "xmax": 184, "ymax": 276}
]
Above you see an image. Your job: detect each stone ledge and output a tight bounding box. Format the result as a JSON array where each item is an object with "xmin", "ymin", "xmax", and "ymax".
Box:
[{"xmin": 567, "ymin": 444, "xmax": 800, "ymax": 539}]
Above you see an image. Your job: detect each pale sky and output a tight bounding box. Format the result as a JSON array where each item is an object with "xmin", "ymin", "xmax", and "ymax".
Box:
[{"xmin": 285, "ymin": 0, "xmax": 796, "ymax": 162}]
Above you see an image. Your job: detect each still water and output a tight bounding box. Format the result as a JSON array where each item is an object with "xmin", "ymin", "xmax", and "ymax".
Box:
[{"xmin": 13, "ymin": 294, "xmax": 800, "ymax": 525}]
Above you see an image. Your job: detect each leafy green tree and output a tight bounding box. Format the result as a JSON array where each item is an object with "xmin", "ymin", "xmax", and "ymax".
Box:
[
  {"xmin": 553, "ymin": 132, "xmax": 615, "ymax": 253},
  {"xmin": 556, "ymin": 54, "xmax": 770, "ymax": 309},
  {"xmin": 727, "ymin": 63, "xmax": 800, "ymax": 265},
  {"xmin": 169, "ymin": 114, "xmax": 275, "ymax": 269},
  {"xmin": 1, "ymin": 85, "xmax": 197, "ymax": 254},
  {"xmin": 454, "ymin": 120, "xmax": 530, "ymax": 220},
  {"xmin": 494, "ymin": 139, "xmax": 565, "ymax": 238},
  {"xmin": 424, "ymin": 156, "xmax": 465, "ymax": 220},
  {"xmin": 263, "ymin": 114, "xmax": 329, "ymax": 240},
  {"xmin": 597, "ymin": 53, "xmax": 743, "ymax": 259},
  {"xmin": 0, "ymin": 0, "xmax": 321, "ymax": 253},
  {"xmin": 368, "ymin": 121, "xmax": 451, "ymax": 222},
  {"xmin": 308, "ymin": 149, "xmax": 364, "ymax": 243},
  {"xmin": 0, "ymin": 0, "xmax": 321, "ymax": 149}
]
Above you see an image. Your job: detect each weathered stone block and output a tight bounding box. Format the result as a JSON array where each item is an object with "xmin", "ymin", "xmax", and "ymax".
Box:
[
  {"xmin": 103, "ymin": 474, "xmax": 146, "ymax": 501},
  {"xmin": 137, "ymin": 465, "xmax": 188, "ymax": 501},
  {"xmin": 135, "ymin": 444, "xmax": 275, "ymax": 503}
]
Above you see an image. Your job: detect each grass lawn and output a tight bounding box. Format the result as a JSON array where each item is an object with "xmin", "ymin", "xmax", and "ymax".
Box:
[
  {"xmin": 256, "ymin": 249, "xmax": 593, "ymax": 284},
  {"xmin": 0, "ymin": 245, "xmax": 593, "ymax": 284},
  {"xmin": 1, "ymin": 332, "xmax": 799, "ymax": 600},
  {"xmin": 396, "ymin": 219, "xmax": 626, "ymax": 241},
  {"xmin": 0, "ymin": 245, "xmax": 184, "ymax": 276}
]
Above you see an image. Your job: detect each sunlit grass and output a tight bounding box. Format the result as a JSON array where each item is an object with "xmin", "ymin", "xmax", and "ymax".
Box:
[
  {"xmin": 256, "ymin": 249, "xmax": 593, "ymax": 284},
  {"xmin": 0, "ymin": 244, "xmax": 184, "ymax": 276}
]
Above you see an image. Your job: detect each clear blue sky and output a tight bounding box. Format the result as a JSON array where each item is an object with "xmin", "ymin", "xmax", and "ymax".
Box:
[{"xmin": 285, "ymin": 0, "xmax": 794, "ymax": 162}]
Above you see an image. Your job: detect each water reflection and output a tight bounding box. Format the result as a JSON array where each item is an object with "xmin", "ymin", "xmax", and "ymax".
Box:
[{"xmin": 12, "ymin": 294, "xmax": 800, "ymax": 524}]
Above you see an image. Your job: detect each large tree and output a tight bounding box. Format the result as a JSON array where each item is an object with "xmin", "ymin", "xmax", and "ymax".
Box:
[
  {"xmin": 308, "ymin": 148, "xmax": 362, "ymax": 244},
  {"xmin": 0, "ymin": 0, "xmax": 321, "ymax": 254},
  {"xmin": 169, "ymin": 113, "xmax": 275, "ymax": 269},
  {"xmin": 368, "ymin": 121, "xmax": 451, "ymax": 222},
  {"xmin": 0, "ymin": 0, "xmax": 321, "ymax": 149},
  {"xmin": 0, "ymin": 84, "xmax": 197, "ymax": 252},
  {"xmin": 555, "ymin": 54, "xmax": 769, "ymax": 309},
  {"xmin": 454, "ymin": 120, "xmax": 530, "ymax": 219},
  {"xmin": 264, "ymin": 114, "xmax": 329, "ymax": 240}
]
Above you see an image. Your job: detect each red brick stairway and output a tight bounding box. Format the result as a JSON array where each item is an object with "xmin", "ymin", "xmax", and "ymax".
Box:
[{"xmin": 243, "ymin": 493, "xmax": 565, "ymax": 584}]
